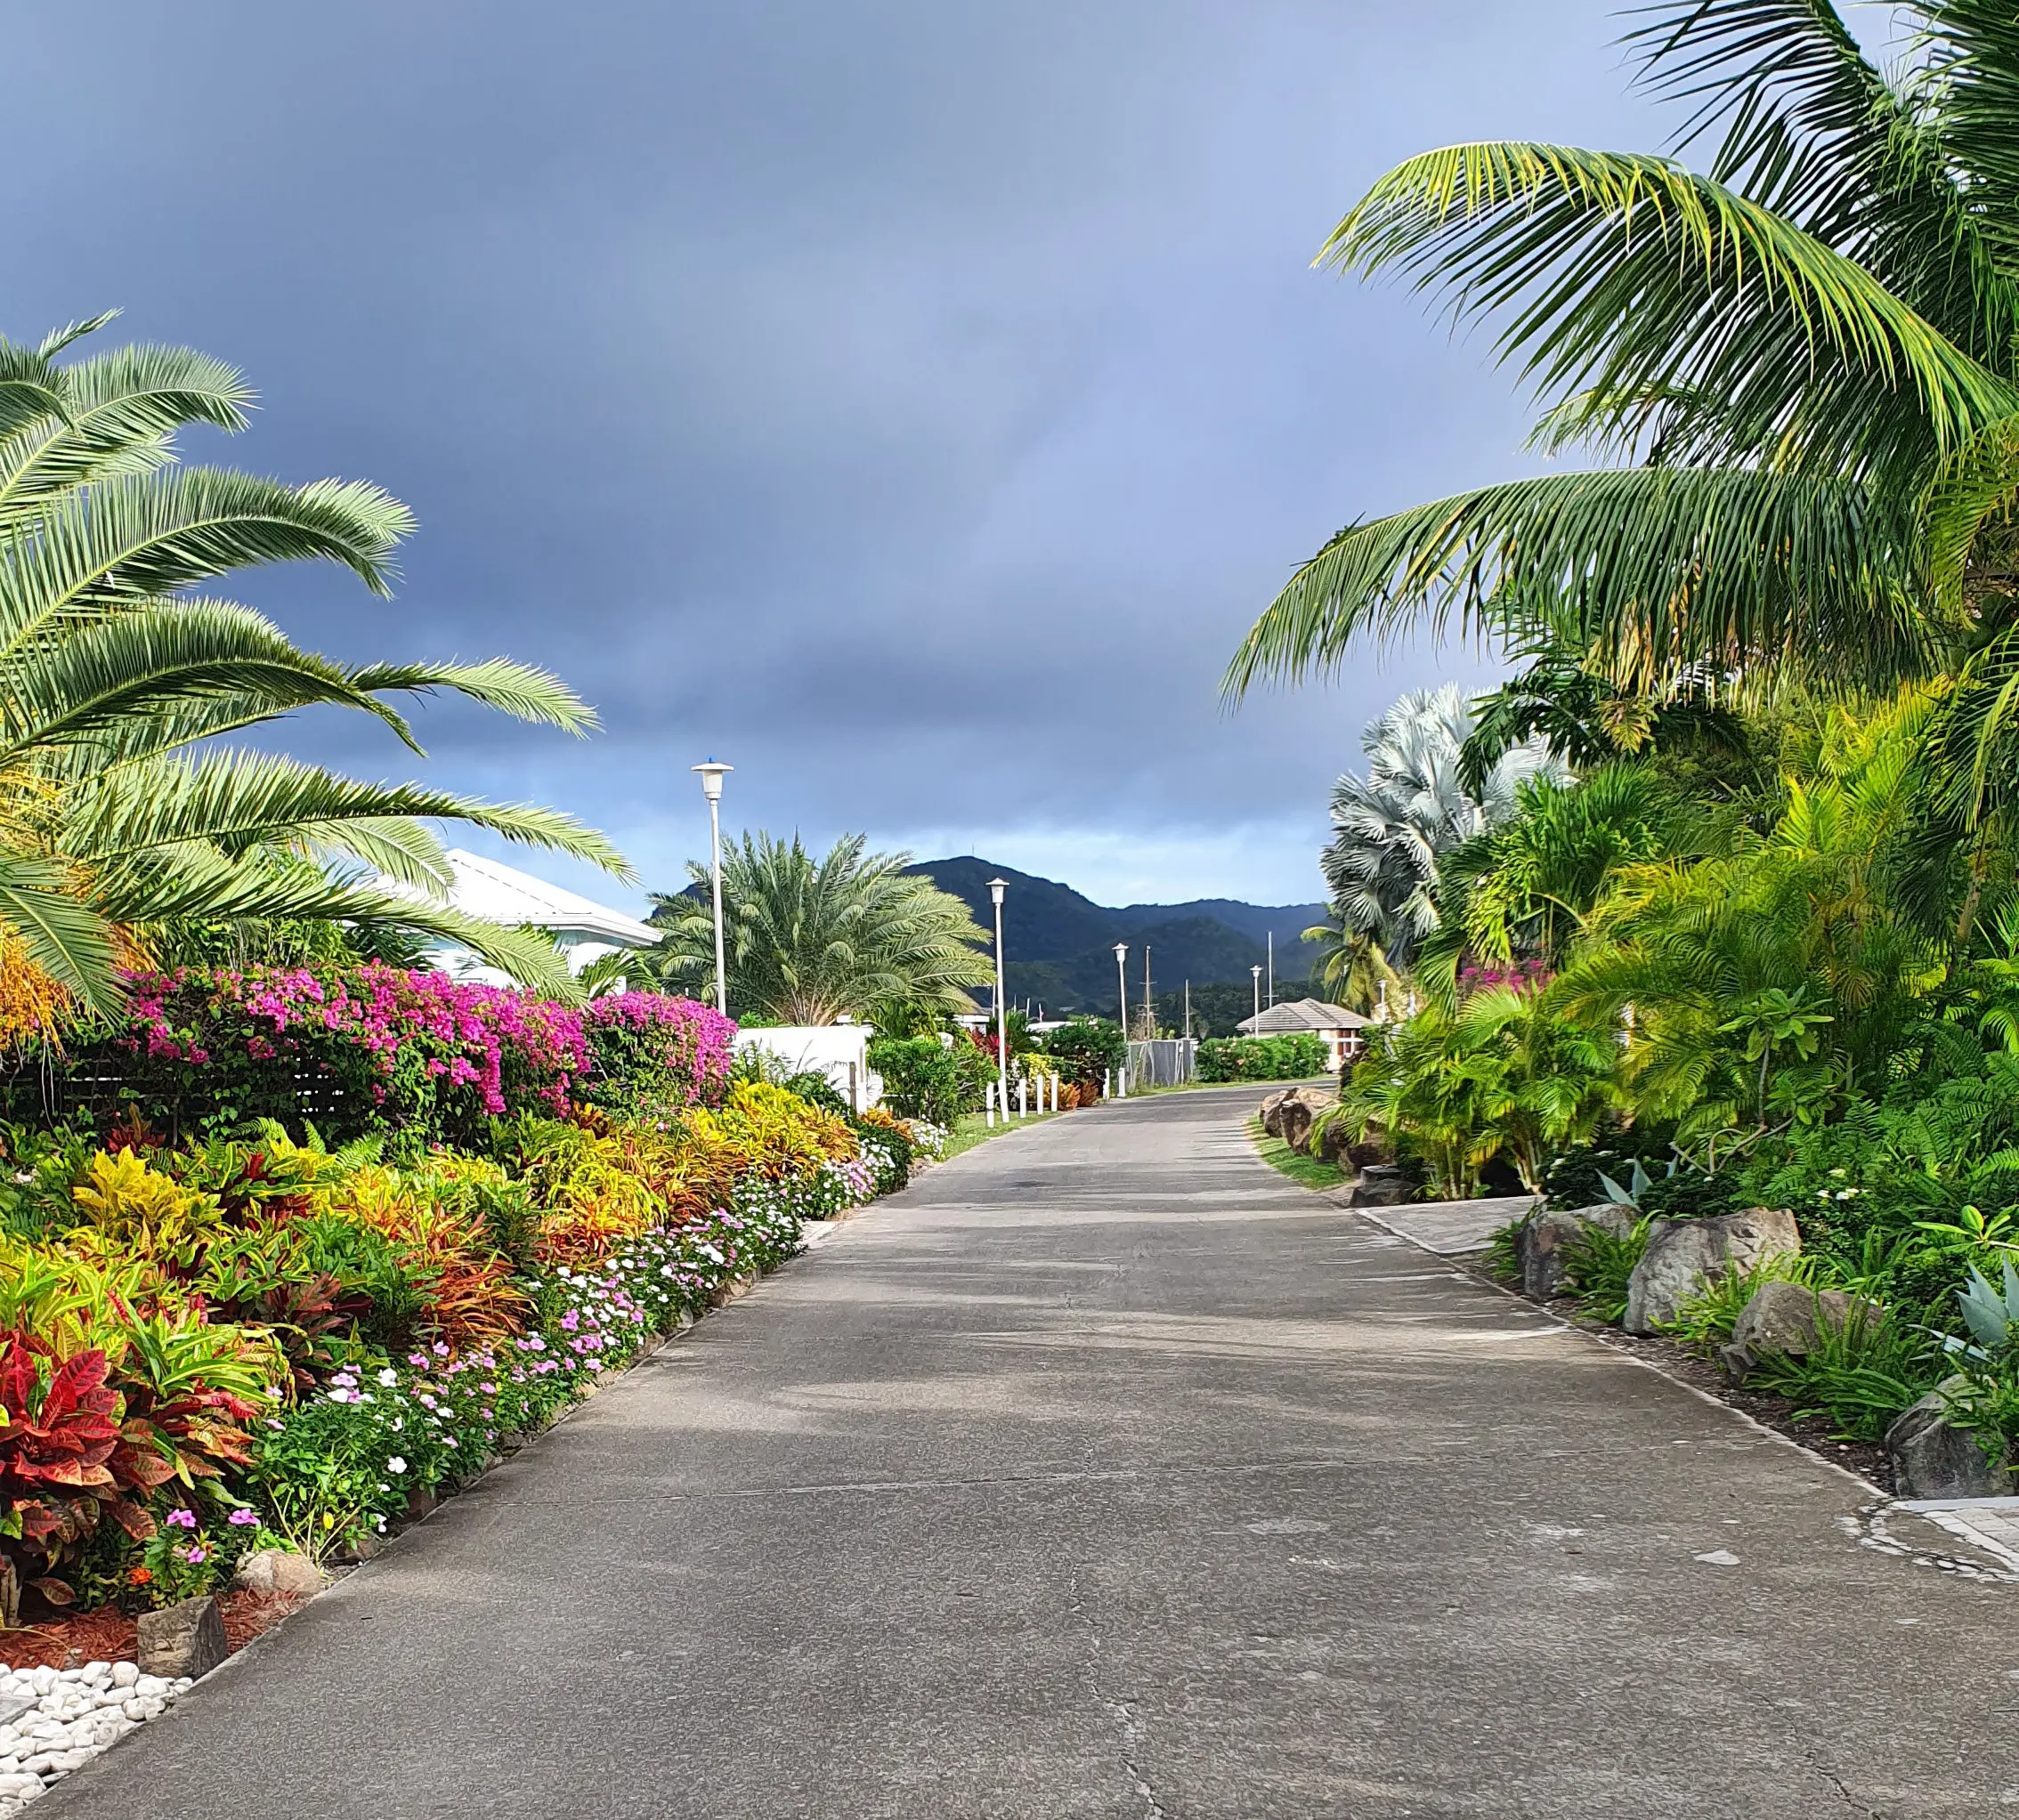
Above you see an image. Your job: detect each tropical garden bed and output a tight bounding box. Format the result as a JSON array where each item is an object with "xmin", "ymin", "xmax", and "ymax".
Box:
[{"xmin": 0, "ymin": 962, "xmax": 929, "ymax": 1661}]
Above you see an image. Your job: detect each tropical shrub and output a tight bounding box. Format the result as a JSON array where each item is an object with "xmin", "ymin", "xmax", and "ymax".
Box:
[
  {"xmin": 868, "ymin": 1035, "xmax": 972, "ymax": 1126},
  {"xmin": 1197, "ymin": 1033, "xmax": 1328, "ymax": 1082},
  {"xmin": 1038, "ymin": 1019, "xmax": 1126, "ymax": 1090},
  {"xmin": 0, "ymin": 968, "xmax": 731, "ymax": 1147}
]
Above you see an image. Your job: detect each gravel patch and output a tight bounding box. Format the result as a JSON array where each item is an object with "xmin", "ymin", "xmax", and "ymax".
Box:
[{"xmin": 0, "ymin": 1662, "xmax": 191, "ymax": 1815}]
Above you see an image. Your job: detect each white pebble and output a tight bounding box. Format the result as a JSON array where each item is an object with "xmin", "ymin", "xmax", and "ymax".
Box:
[{"xmin": 109, "ymin": 1663, "xmax": 138, "ymax": 1690}]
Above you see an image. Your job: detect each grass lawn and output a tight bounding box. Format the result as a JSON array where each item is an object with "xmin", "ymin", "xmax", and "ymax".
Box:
[
  {"xmin": 939, "ymin": 1107, "xmax": 1068, "ymax": 1162},
  {"xmin": 1245, "ymin": 1115, "xmax": 1350, "ymax": 1193}
]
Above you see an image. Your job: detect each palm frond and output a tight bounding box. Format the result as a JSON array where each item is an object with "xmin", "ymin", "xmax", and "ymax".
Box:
[
  {"xmin": 0, "ymin": 852, "xmax": 121, "ymax": 1015},
  {"xmin": 344, "ymin": 657, "xmax": 601, "ymax": 734},
  {"xmin": 1325, "ymin": 141, "xmax": 2014, "ymax": 474},
  {"xmin": 1226, "ymin": 465, "xmax": 1921, "ymax": 698}
]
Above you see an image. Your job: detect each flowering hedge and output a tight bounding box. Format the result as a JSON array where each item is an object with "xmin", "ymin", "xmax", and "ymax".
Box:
[
  {"xmin": 0, "ymin": 967, "xmax": 735, "ymax": 1147},
  {"xmin": 0, "ymin": 1052, "xmax": 933, "ymax": 1614}
]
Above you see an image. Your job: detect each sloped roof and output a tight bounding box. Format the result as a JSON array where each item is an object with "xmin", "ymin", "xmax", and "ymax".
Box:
[
  {"xmin": 1237, "ymin": 996, "xmax": 1370, "ymax": 1036},
  {"xmin": 438, "ymin": 849, "xmax": 658, "ymax": 948}
]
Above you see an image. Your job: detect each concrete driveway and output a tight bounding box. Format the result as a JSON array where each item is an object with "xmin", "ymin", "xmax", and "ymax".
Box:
[{"xmin": 37, "ymin": 1085, "xmax": 2019, "ymax": 1817}]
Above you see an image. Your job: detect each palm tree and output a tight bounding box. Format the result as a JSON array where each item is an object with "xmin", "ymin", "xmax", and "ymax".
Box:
[
  {"xmin": 1321, "ymin": 685, "xmax": 1561, "ymax": 971},
  {"xmin": 644, "ymin": 832, "xmax": 994, "ymax": 1024},
  {"xmin": 0, "ymin": 317, "xmax": 624, "ymax": 1010},
  {"xmin": 1224, "ymin": 0, "xmax": 2019, "ymax": 716}
]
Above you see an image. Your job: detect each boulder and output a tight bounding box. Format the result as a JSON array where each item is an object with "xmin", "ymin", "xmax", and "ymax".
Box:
[
  {"xmin": 1259, "ymin": 1090, "xmax": 1293, "ymax": 1138},
  {"xmin": 1348, "ymin": 1164, "xmax": 1415, "ymax": 1208},
  {"xmin": 134, "ymin": 1595, "xmax": 227, "ymax": 1681},
  {"xmin": 1716, "ymin": 1281, "xmax": 1881, "ymax": 1381},
  {"xmin": 1623, "ymin": 1208, "xmax": 1801, "ymax": 1334},
  {"xmin": 1567, "ymin": 1201, "xmax": 1640, "ymax": 1242},
  {"xmin": 231, "ymin": 1548, "xmax": 326, "ymax": 1598},
  {"xmin": 1886, "ymin": 1379, "xmax": 2015, "ymax": 1500},
  {"xmin": 1314, "ymin": 1114, "xmax": 1358, "ymax": 1167},
  {"xmin": 1517, "ymin": 1208, "xmax": 1592, "ymax": 1299}
]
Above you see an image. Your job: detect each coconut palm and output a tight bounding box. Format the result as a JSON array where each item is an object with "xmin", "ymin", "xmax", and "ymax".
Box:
[
  {"xmin": 0, "ymin": 317, "xmax": 624, "ymax": 1010},
  {"xmin": 1223, "ymin": 0, "xmax": 2019, "ymax": 714},
  {"xmin": 644, "ymin": 832, "xmax": 994, "ymax": 1025},
  {"xmin": 1321, "ymin": 685, "xmax": 1562, "ymax": 970}
]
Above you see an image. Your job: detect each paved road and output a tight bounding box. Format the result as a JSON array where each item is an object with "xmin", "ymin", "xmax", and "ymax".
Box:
[{"xmin": 41, "ymin": 1087, "xmax": 2019, "ymax": 1818}]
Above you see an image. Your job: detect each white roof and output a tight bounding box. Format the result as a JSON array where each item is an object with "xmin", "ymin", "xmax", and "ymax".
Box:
[
  {"xmin": 437, "ymin": 849, "xmax": 658, "ymax": 949},
  {"xmin": 1237, "ymin": 997, "xmax": 1370, "ymax": 1036}
]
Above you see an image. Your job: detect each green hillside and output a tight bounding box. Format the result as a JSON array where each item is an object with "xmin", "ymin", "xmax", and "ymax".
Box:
[{"xmin": 904, "ymin": 857, "xmax": 1322, "ymax": 1018}]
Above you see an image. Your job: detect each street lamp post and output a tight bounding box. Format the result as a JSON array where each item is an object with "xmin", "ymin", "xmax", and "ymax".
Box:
[
  {"xmin": 692, "ymin": 760, "xmax": 732, "ymax": 1016},
  {"xmin": 1251, "ymin": 964, "xmax": 1262, "ymax": 1023},
  {"xmin": 1114, "ymin": 942, "xmax": 1129, "ymax": 1095},
  {"xmin": 988, "ymin": 878, "xmax": 1010, "ymax": 1120}
]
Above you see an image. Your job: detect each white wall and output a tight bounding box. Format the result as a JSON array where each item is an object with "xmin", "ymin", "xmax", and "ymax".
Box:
[{"xmin": 734, "ymin": 1024, "xmax": 881, "ymax": 1112}]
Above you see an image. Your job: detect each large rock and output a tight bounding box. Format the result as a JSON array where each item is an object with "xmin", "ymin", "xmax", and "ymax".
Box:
[
  {"xmin": 1568, "ymin": 1201, "xmax": 1640, "ymax": 1242},
  {"xmin": 1263, "ymin": 1085, "xmax": 1336, "ymax": 1154},
  {"xmin": 1623, "ymin": 1208, "xmax": 1801, "ymax": 1334},
  {"xmin": 1348, "ymin": 1164, "xmax": 1415, "ymax": 1208},
  {"xmin": 231, "ymin": 1548, "xmax": 326, "ymax": 1598},
  {"xmin": 1716, "ymin": 1280, "xmax": 1880, "ymax": 1381},
  {"xmin": 1517, "ymin": 1208, "xmax": 1592, "ymax": 1299},
  {"xmin": 1313, "ymin": 1116, "xmax": 1357, "ymax": 1167},
  {"xmin": 135, "ymin": 1595, "xmax": 227, "ymax": 1680},
  {"xmin": 1886, "ymin": 1379, "xmax": 2014, "ymax": 1500}
]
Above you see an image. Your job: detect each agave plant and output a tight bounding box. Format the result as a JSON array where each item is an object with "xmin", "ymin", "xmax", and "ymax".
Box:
[{"xmin": 0, "ymin": 314, "xmax": 625, "ymax": 1012}]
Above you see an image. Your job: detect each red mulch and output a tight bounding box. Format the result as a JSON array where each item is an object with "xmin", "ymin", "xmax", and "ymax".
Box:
[{"xmin": 0, "ymin": 1589, "xmax": 308, "ymax": 1670}]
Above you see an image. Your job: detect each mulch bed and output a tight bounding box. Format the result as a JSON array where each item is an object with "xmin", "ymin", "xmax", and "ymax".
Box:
[
  {"xmin": 1450, "ymin": 1254, "xmax": 1897, "ymax": 1495},
  {"xmin": 0, "ymin": 1589, "xmax": 310, "ymax": 1670}
]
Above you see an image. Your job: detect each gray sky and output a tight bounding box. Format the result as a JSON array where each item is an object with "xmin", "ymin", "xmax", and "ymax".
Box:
[{"xmin": 11, "ymin": 1, "xmax": 1671, "ymax": 908}]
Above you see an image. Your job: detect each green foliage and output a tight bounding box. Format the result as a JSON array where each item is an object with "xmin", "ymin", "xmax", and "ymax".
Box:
[
  {"xmin": 1560, "ymin": 1217, "xmax": 1649, "ymax": 1325},
  {"xmin": 867, "ymin": 1034, "xmax": 975, "ymax": 1125},
  {"xmin": 1335, "ymin": 991, "xmax": 1617, "ymax": 1195},
  {"xmin": 1747, "ymin": 1306, "xmax": 1939, "ymax": 1443},
  {"xmin": 1040, "ymin": 1017, "xmax": 1127, "ymax": 1087},
  {"xmin": 1197, "ymin": 1033, "xmax": 1329, "ymax": 1082},
  {"xmin": 1666, "ymin": 1256, "xmax": 1815, "ymax": 1347}
]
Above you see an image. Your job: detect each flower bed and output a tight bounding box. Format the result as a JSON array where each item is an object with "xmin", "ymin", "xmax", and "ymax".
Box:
[{"xmin": 0, "ymin": 971, "xmax": 933, "ymax": 1647}]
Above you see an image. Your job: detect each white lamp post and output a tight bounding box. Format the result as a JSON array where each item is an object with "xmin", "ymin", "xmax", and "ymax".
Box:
[
  {"xmin": 988, "ymin": 878, "xmax": 1010, "ymax": 1120},
  {"xmin": 692, "ymin": 760, "xmax": 732, "ymax": 1016},
  {"xmin": 1114, "ymin": 942, "xmax": 1129, "ymax": 1095},
  {"xmin": 1251, "ymin": 964, "xmax": 1262, "ymax": 1023}
]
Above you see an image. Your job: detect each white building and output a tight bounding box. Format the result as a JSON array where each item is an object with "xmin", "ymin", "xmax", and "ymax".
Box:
[
  {"xmin": 1236, "ymin": 997, "xmax": 1373, "ymax": 1072},
  {"xmin": 418, "ymin": 849, "xmax": 659, "ymax": 985}
]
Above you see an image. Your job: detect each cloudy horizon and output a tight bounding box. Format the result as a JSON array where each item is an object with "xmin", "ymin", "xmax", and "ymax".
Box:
[{"xmin": 12, "ymin": 1, "xmax": 1686, "ymax": 910}]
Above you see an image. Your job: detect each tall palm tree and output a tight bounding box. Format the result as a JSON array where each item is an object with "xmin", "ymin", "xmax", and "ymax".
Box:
[
  {"xmin": 645, "ymin": 832, "xmax": 994, "ymax": 1025},
  {"xmin": 1321, "ymin": 686, "xmax": 1561, "ymax": 970},
  {"xmin": 1224, "ymin": 0, "xmax": 2019, "ymax": 714},
  {"xmin": 0, "ymin": 316, "xmax": 624, "ymax": 1009}
]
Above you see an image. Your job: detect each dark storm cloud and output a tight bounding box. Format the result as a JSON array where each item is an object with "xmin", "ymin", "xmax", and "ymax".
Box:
[{"xmin": 6, "ymin": 0, "xmax": 1664, "ymax": 903}]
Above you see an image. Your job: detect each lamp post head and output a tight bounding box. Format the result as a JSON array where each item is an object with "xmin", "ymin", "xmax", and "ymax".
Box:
[
  {"xmin": 1114, "ymin": 943, "xmax": 1128, "ymax": 962},
  {"xmin": 1251, "ymin": 965, "xmax": 1262, "ymax": 980},
  {"xmin": 692, "ymin": 759, "xmax": 732, "ymax": 803},
  {"xmin": 988, "ymin": 878, "xmax": 1007, "ymax": 909}
]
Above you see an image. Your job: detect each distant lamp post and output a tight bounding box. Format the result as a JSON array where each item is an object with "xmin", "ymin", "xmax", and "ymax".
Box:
[
  {"xmin": 692, "ymin": 760, "xmax": 733, "ymax": 1016},
  {"xmin": 989, "ymin": 878, "xmax": 1010, "ymax": 1119},
  {"xmin": 1251, "ymin": 964, "xmax": 1262, "ymax": 1023},
  {"xmin": 1114, "ymin": 942, "xmax": 1129, "ymax": 1093}
]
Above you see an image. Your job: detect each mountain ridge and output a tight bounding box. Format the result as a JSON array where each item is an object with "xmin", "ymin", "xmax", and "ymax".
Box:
[{"xmin": 904, "ymin": 855, "xmax": 1323, "ymax": 1016}]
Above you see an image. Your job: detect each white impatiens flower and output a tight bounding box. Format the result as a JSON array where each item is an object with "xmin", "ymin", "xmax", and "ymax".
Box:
[
  {"xmin": 377, "ymin": 1367, "xmax": 398, "ymax": 1387},
  {"xmin": 387, "ymin": 1455, "xmax": 408, "ymax": 1475}
]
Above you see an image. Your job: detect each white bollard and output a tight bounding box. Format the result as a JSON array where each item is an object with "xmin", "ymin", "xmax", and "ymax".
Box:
[
  {"xmin": 985, "ymin": 1083, "xmax": 996, "ymax": 1128},
  {"xmin": 1018, "ymin": 1077, "xmax": 1028, "ymax": 1119},
  {"xmin": 1102, "ymin": 1069, "xmax": 1111, "ymax": 1099}
]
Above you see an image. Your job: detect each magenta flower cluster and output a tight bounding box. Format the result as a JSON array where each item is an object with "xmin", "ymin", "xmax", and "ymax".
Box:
[
  {"xmin": 1456, "ymin": 957, "xmax": 1555, "ymax": 997},
  {"xmin": 118, "ymin": 966, "xmax": 734, "ymax": 1119}
]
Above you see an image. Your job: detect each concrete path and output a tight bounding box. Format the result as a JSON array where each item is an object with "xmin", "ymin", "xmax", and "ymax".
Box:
[{"xmin": 39, "ymin": 1087, "xmax": 2019, "ymax": 1818}]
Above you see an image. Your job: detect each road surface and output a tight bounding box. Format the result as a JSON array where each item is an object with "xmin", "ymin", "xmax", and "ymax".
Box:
[{"xmin": 40, "ymin": 1086, "xmax": 2019, "ymax": 1817}]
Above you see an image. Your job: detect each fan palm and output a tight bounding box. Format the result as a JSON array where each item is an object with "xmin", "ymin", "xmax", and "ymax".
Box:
[
  {"xmin": 1224, "ymin": 0, "xmax": 2019, "ymax": 716},
  {"xmin": 644, "ymin": 832, "xmax": 994, "ymax": 1025},
  {"xmin": 0, "ymin": 317, "xmax": 624, "ymax": 1011},
  {"xmin": 1322, "ymin": 685, "xmax": 1562, "ymax": 970}
]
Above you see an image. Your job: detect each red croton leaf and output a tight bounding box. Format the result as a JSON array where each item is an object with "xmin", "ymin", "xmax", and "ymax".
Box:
[
  {"xmin": 27, "ymin": 1576, "xmax": 76, "ymax": 1606},
  {"xmin": 107, "ymin": 1499, "xmax": 156, "ymax": 1541},
  {"xmin": 39, "ymin": 1350, "xmax": 111, "ymax": 1421},
  {"xmin": 13, "ymin": 1500, "xmax": 64, "ymax": 1541}
]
